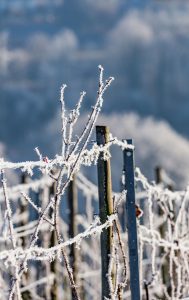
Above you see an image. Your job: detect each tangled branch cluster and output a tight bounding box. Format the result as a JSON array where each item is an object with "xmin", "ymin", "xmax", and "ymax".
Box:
[{"xmin": 1, "ymin": 67, "xmax": 189, "ymax": 300}]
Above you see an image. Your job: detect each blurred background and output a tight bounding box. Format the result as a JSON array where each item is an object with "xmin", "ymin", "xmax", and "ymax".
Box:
[{"xmin": 1, "ymin": 0, "xmax": 189, "ymax": 187}]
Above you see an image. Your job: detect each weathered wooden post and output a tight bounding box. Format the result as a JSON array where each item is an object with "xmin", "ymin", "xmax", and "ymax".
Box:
[
  {"xmin": 20, "ymin": 173, "xmax": 28, "ymax": 247},
  {"xmin": 123, "ymin": 139, "xmax": 141, "ymax": 300},
  {"xmin": 96, "ymin": 125, "xmax": 114, "ymax": 300},
  {"xmin": 67, "ymin": 175, "xmax": 79, "ymax": 299},
  {"xmin": 20, "ymin": 173, "xmax": 31, "ymax": 300},
  {"xmin": 155, "ymin": 166, "xmax": 162, "ymax": 185},
  {"xmin": 144, "ymin": 281, "xmax": 149, "ymax": 300},
  {"xmin": 155, "ymin": 166, "xmax": 174, "ymax": 191},
  {"xmin": 49, "ymin": 182, "xmax": 58, "ymax": 300},
  {"xmin": 155, "ymin": 166, "xmax": 172, "ymax": 296}
]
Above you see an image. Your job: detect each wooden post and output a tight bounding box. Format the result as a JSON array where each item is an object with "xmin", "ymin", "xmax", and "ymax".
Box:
[
  {"xmin": 20, "ymin": 173, "xmax": 32, "ymax": 300},
  {"xmin": 144, "ymin": 281, "xmax": 149, "ymax": 300},
  {"xmin": 155, "ymin": 166, "xmax": 162, "ymax": 185},
  {"xmin": 49, "ymin": 182, "xmax": 58, "ymax": 300},
  {"xmin": 155, "ymin": 166, "xmax": 171, "ymax": 296},
  {"xmin": 155, "ymin": 166, "xmax": 174, "ymax": 191},
  {"xmin": 20, "ymin": 173, "xmax": 28, "ymax": 247},
  {"xmin": 67, "ymin": 175, "xmax": 78, "ymax": 298},
  {"xmin": 123, "ymin": 139, "xmax": 141, "ymax": 300},
  {"xmin": 96, "ymin": 126, "xmax": 114, "ymax": 300}
]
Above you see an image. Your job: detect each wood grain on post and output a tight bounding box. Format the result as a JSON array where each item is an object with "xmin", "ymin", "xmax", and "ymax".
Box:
[
  {"xmin": 96, "ymin": 126, "xmax": 114, "ymax": 300},
  {"xmin": 67, "ymin": 175, "xmax": 79, "ymax": 298}
]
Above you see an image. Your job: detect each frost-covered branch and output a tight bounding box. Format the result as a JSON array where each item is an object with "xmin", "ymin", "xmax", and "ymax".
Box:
[{"xmin": 1, "ymin": 170, "xmax": 22, "ymax": 300}]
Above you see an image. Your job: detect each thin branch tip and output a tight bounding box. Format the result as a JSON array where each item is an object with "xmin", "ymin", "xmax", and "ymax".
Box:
[{"xmin": 98, "ymin": 64, "xmax": 104, "ymax": 70}]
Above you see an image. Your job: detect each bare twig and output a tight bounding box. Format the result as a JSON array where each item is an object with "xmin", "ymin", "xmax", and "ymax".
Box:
[{"xmin": 1, "ymin": 170, "xmax": 22, "ymax": 300}]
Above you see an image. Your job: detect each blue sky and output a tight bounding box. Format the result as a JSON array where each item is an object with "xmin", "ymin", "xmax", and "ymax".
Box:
[{"xmin": 1, "ymin": 0, "xmax": 189, "ymax": 186}]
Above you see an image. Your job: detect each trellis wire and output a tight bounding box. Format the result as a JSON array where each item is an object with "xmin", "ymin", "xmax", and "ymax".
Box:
[
  {"xmin": 1, "ymin": 66, "xmax": 189, "ymax": 299},
  {"xmin": 1, "ymin": 149, "xmax": 189, "ymax": 299}
]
